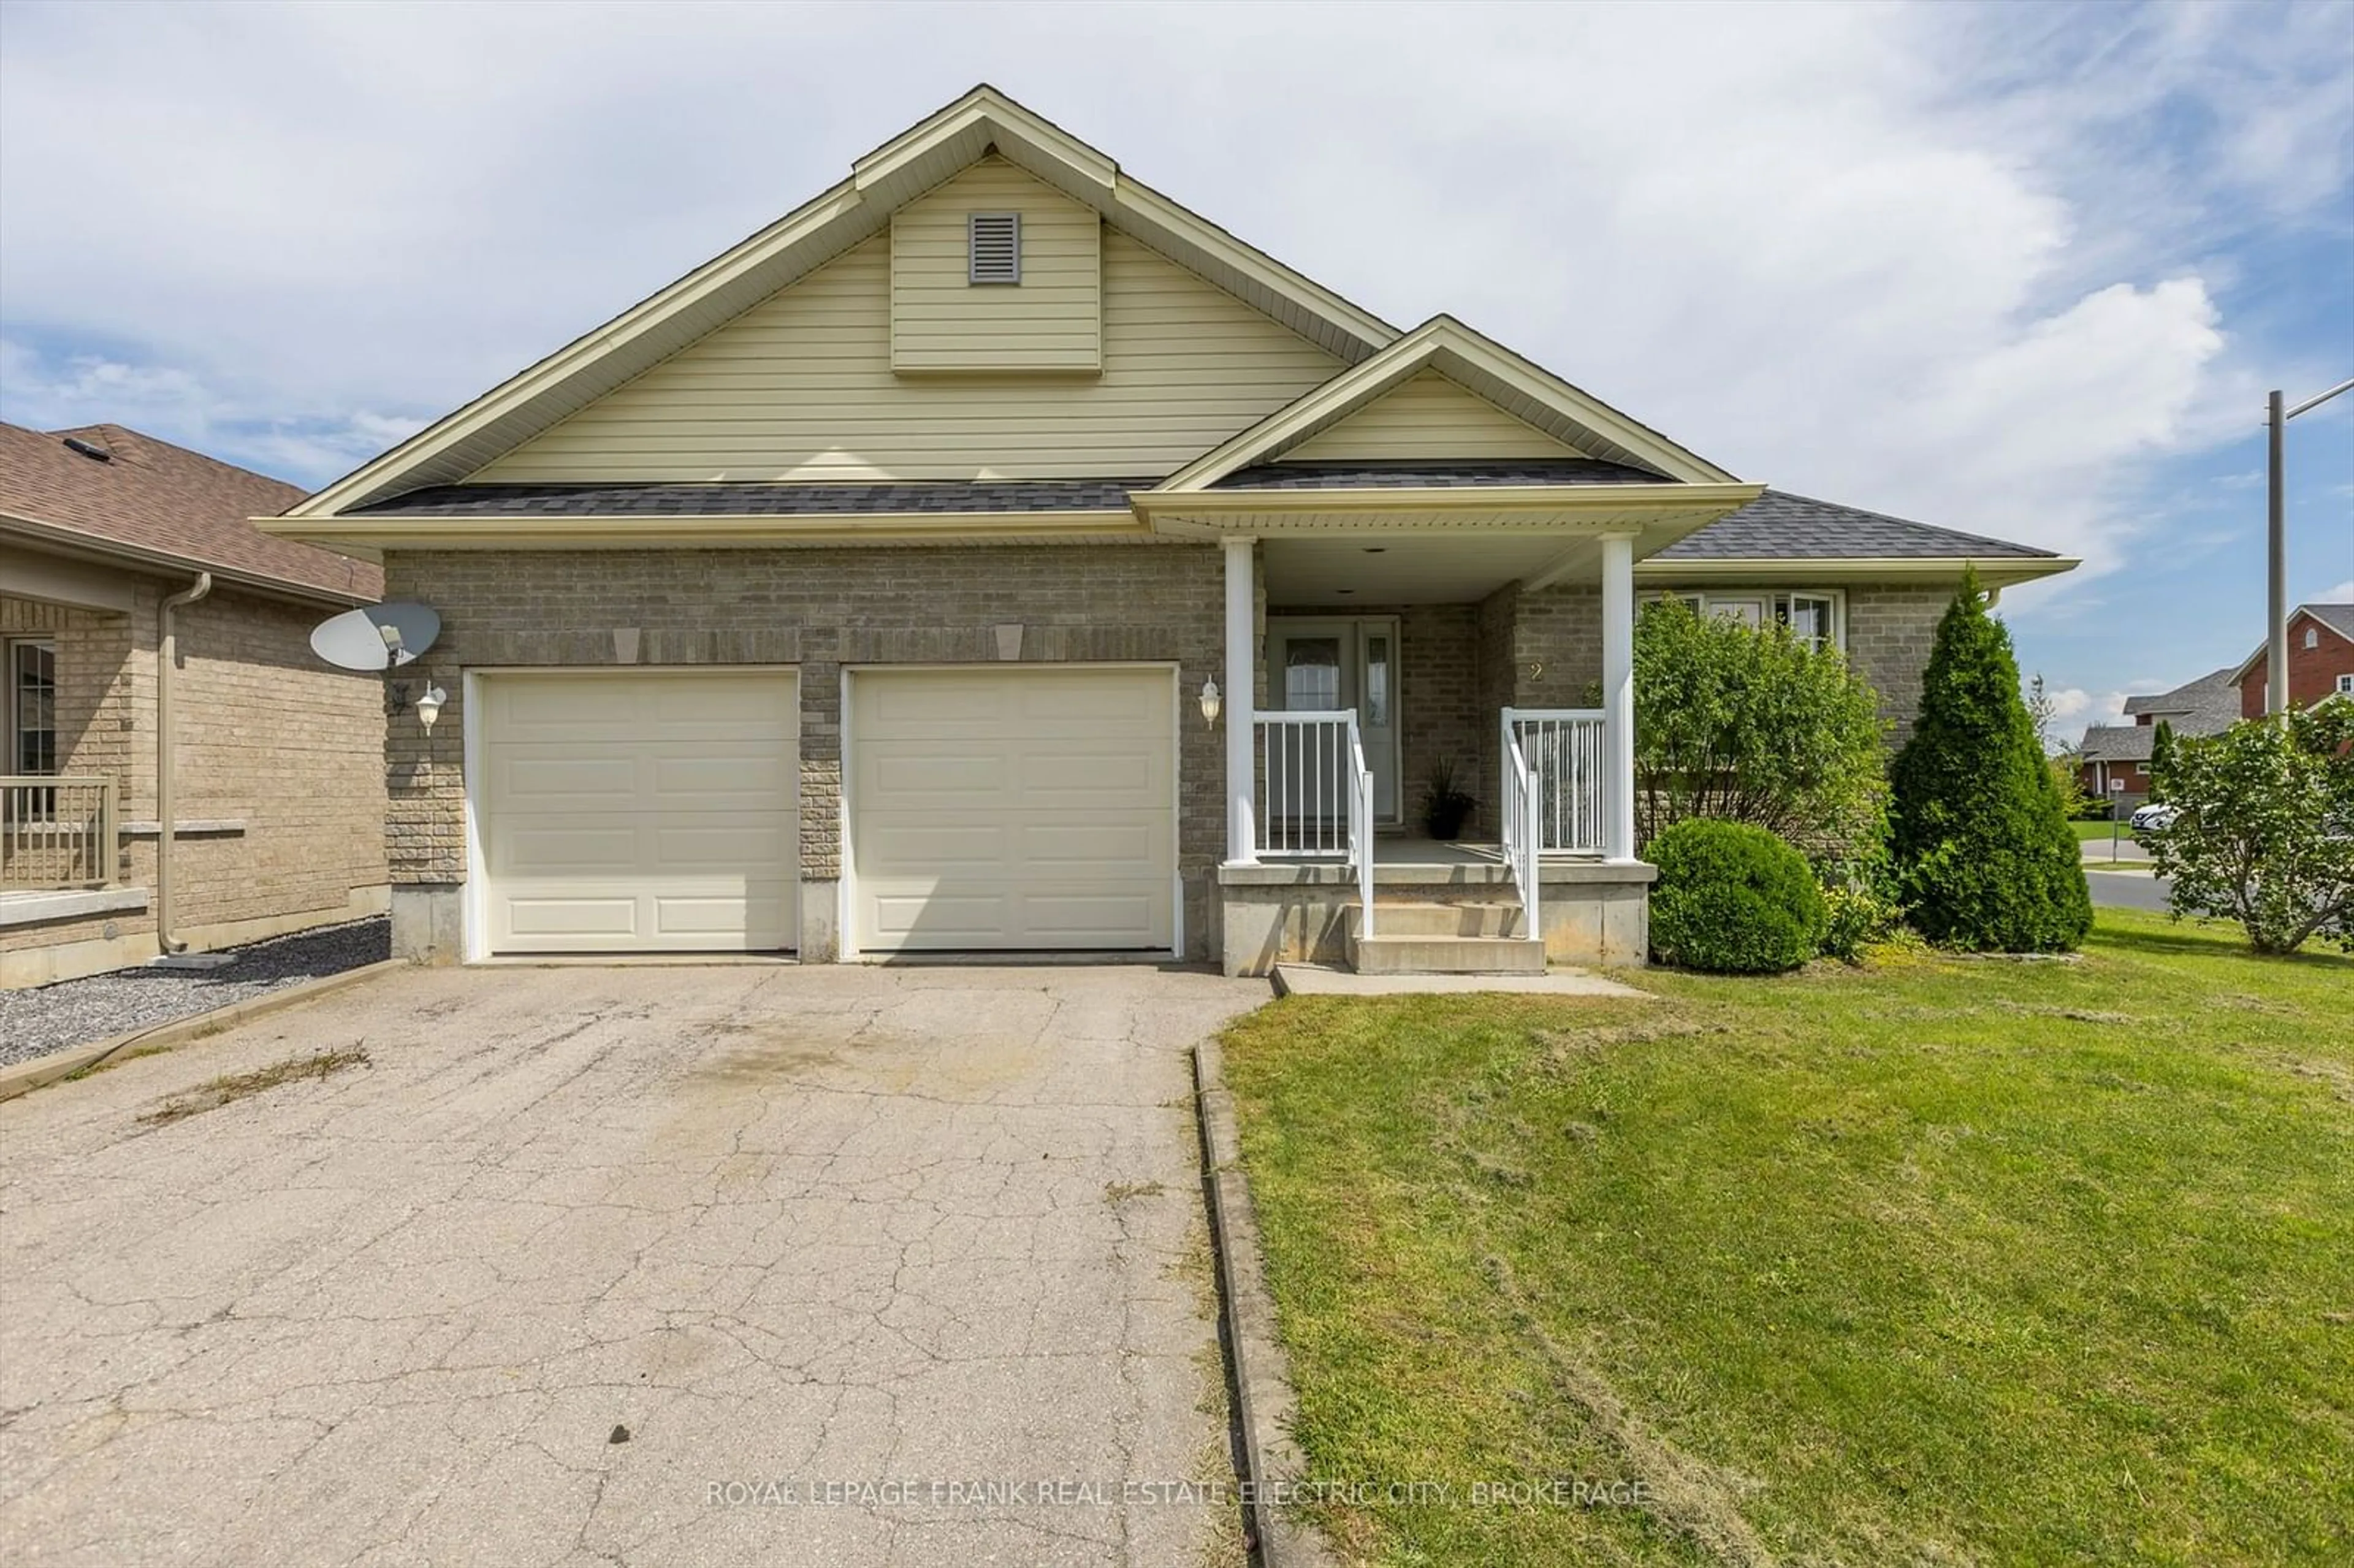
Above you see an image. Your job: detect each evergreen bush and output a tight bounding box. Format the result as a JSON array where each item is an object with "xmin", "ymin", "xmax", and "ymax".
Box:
[{"xmin": 1891, "ymin": 572, "xmax": 2091, "ymax": 951}]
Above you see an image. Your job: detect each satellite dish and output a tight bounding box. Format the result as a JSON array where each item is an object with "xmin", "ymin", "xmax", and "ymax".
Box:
[{"xmin": 310, "ymin": 603, "xmax": 441, "ymax": 671}]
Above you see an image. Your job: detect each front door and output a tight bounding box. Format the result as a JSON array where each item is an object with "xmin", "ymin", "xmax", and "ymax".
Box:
[{"xmin": 1267, "ymin": 617, "xmax": 1402, "ymax": 826}]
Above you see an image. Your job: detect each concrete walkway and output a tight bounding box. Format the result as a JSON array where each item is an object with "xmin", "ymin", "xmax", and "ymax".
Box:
[{"xmin": 0, "ymin": 963, "xmax": 1265, "ymax": 1567}]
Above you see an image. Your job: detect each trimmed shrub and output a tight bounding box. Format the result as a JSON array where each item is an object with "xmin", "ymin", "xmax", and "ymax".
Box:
[
  {"xmin": 1891, "ymin": 573, "xmax": 2092, "ymax": 952},
  {"xmin": 1634, "ymin": 599, "xmax": 1891, "ymax": 863},
  {"xmin": 1648, "ymin": 819, "xmax": 1828, "ymax": 973}
]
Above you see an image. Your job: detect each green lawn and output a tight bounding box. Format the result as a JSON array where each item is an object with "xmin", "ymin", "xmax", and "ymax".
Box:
[
  {"xmin": 1219, "ymin": 910, "xmax": 2353, "ymax": 1566},
  {"xmin": 2073, "ymin": 818, "xmax": 2141, "ymax": 843}
]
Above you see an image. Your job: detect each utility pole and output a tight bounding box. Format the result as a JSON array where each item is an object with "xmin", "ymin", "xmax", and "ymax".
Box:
[{"xmin": 2266, "ymin": 377, "xmax": 2354, "ymax": 715}]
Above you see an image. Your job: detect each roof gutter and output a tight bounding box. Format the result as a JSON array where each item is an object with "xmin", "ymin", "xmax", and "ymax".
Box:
[
  {"xmin": 1130, "ymin": 481, "xmax": 1765, "ymax": 522},
  {"xmin": 1, "ymin": 514, "xmax": 375, "ymax": 608},
  {"xmin": 1634, "ymin": 555, "xmax": 2079, "ymax": 588},
  {"xmin": 155, "ymin": 573, "xmax": 212, "ymax": 955}
]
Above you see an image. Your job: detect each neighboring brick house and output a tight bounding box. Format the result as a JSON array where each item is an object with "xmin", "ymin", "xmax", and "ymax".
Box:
[
  {"xmin": 260, "ymin": 86, "xmax": 2074, "ymax": 977},
  {"xmin": 1, "ymin": 422, "xmax": 388, "ymax": 987},
  {"xmin": 2230, "ymin": 604, "xmax": 2354, "ymax": 719},
  {"xmin": 2077, "ymin": 666, "xmax": 2240, "ymax": 807}
]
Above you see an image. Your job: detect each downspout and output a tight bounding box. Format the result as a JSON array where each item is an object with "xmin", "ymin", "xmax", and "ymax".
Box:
[{"xmin": 156, "ymin": 573, "xmax": 213, "ymax": 954}]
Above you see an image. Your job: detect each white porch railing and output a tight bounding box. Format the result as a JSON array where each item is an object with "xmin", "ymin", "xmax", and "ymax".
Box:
[
  {"xmin": 1252, "ymin": 711, "xmax": 1376, "ymax": 939},
  {"xmin": 1504, "ymin": 709, "xmax": 1607, "ymax": 854},
  {"xmin": 2, "ymin": 775, "xmax": 119, "ymax": 890},
  {"xmin": 1347, "ymin": 723, "xmax": 1375, "ymax": 942},
  {"xmin": 1501, "ymin": 726, "xmax": 1540, "ymax": 936}
]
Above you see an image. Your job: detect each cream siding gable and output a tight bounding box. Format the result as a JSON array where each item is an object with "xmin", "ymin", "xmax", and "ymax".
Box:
[
  {"xmin": 472, "ymin": 230, "xmax": 1344, "ymax": 484},
  {"xmin": 891, "ymin": 158, "xmax": 1100, "ymax": 372},
  {"xmin": 1282, "ymin": 370, "xmax": 1587, "ymax": 463}
]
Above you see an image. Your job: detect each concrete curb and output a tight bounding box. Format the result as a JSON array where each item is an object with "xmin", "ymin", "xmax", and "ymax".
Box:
[
  {"xmin": 0, "ymin": 958, "xmax": 411, "ymax": 1105},
  {"xmin": 1194, "ymin": 1038, "xmax": 1336, "ymax": 1568}
]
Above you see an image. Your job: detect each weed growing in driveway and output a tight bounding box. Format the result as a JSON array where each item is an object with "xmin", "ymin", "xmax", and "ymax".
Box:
[{"xmin": 139, "ymin": 1048, "xmax": 370, "ymax": 1125}]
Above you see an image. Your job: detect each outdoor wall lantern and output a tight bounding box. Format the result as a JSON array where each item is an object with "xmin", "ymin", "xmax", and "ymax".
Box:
[
  {"xmin": 1198, "ymin": 677, "xmax": 1222, "ymax": 728},
  {"xmin": 414, "ymin": 685, "xmax": 447, "ymax": 736}
]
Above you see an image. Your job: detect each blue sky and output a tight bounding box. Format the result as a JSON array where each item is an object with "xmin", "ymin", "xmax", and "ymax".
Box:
[{"xmin": 2, "ymin": 0, "xmax": 2348, "ymax": 742}]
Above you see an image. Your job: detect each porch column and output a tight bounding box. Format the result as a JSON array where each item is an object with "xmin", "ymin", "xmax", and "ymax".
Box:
[
  {"xmin": 1223, "ymin": 535, "xmax": 1258, "ymax": 865},
  {"xmin": 1601, "ymin": 531, "xmax": 1637, "ymax": 862}
]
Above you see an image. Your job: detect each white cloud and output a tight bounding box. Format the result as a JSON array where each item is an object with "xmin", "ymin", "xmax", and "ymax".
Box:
[
  {"xmin": 2315, "ymin": 579, "xmax": 2354, "ymax": 606},
  {"xmin": 0, "ymin": 337, "xmax": 424, "ymax": 483},
  {"xmin": 0, "ymin": 0, "xmax": 2345, "ymax": 585},
  {"xmin": 2039, "ymin": 685, "xmax": 2133, "ymax": 749}
]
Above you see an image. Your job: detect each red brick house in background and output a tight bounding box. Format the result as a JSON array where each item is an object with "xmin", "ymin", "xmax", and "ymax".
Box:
[
  {"xmin": 2077, "ymin": 665, "xmax": 2239, "ymax": 808},
  {"xmin": 2231, "ymin": 604, "xmax": 2354, "ymax": 718}
]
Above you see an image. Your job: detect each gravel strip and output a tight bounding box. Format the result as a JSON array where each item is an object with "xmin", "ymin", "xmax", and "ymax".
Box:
[{"xmin": 0, "ymin": 918, "xmax": 390, "ymax": 1067}]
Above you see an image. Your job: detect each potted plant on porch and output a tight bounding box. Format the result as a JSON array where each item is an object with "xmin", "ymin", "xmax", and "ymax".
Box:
[{"xmin": 1422, "ymin": 759, "xmax": 1477, "ymax": 840}]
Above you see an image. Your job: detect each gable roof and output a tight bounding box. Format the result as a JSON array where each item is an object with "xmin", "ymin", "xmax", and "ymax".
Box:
[
  {"xmin": 292, "ymin": 85, "xmax": 1402, "ymax": 519},
  {"xmin": 2079, "ymin": 723, "xmax": 2155, "ymax": 764},
  {"xmin": 0, "ymin": 422, "xmax": 378, "ymax": 603},
  {"xmin": 2227, "ymin": 603, "xmax": 2354, "ymax": 687},
  {"xmin": 1154, "ymin": 316, "xmax": 1740, "ymax": 492},
  {"xmin": 2120, "ymin": 667, "xmax": 2239, "ymax": 734}
]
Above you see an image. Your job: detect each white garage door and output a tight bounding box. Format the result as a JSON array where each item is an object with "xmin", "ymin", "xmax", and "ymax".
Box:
[
  {"xmin": 478, "ymin": 671, "xmax": 798, "ymax": 954},
  {"xmin": 850, "ymin": 667, "xmax": 1175, "ymax": 953}
]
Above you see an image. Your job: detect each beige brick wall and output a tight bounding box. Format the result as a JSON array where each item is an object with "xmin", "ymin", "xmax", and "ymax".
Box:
[
  {"xmin": 1840, "ymin": 584, "xmax": 1951, "ymax": 745},
  {"xmin": 1508, "ymin": 581, "xmax": 1952, "ymax": 746},
  {"xmin": 2, "ymin": 579, "xmax": 388, "ymax": 962},
  {"xmin": 380, "ymin": 544, "xmax": 1227, "ymax": 955}
]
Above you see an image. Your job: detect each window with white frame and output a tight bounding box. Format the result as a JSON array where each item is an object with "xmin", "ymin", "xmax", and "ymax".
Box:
[
  {"xmin": 1641, "ymin": 590, "xmax": 1844, "ymax": 653},
  {"xmin": 2337, "ymin": 673, "xmax": 2353, "ymax": 695}
]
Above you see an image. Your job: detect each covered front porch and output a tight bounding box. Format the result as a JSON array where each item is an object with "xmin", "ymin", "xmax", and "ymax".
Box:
[
  {"xmin": 1167, "ymin": 504, "xmax": 1731, "ymax": 976},
  {"xmin": 1121, "ymin": 316, "xmax": 1764, "ymax": 975}
]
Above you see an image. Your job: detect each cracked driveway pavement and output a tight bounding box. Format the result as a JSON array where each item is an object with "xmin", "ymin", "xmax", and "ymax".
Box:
[{"xmin": 0, "ymin": 962, "xmax": 1267, "ymax": 1567}]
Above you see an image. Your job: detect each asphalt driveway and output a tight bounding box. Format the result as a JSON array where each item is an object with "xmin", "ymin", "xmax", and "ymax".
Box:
[{"xmin": 0, "ymin": 962, "xmax": 1265, "ymax": 1567}]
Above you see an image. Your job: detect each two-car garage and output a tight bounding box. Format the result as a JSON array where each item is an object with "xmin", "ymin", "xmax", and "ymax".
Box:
[{"xmin": 470, "ymin": 666, "xmax": 1177, "ymax": 959}]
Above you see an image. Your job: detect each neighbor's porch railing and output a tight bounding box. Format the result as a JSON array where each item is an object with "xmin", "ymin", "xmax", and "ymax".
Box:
[
  {"xmin": 1504, "ymin": 709, "xmax": 1607, "ymax": 854},
  {"xmin": 1252, "ymin": 710, "xmax": 1376, "ymax": 939},
  {"xmin": 1, "ymin": 775, "xmax": 120, "ymax": 890}
]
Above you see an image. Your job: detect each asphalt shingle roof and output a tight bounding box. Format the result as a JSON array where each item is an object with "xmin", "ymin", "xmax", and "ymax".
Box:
[
  {"xmin": 2079, "ymin": 724, "xmax": 2156, "ymax": 764},
  {"xmin": 2300, "ymin": 604, "xmax": 2354, "ymax": 642},
  {"xmin": 1212, "ymin": 459, "xmax": 1664, "ymax": 488},
  {"xmin": 2120, "ymin": 667, "xmax": 2239, "ymax": 735},
  {"xmin": 1657, "ymin": 490, "xmax": 2057, "ymax": 561},
  {"xmin": 349, "ymin": 479, "xmax": 1155, "ymax": 517},
  {"xmin": 0, "ymin": 422, "xmax": 378, "ymax": 600},
  {"xmin": 345, "ymin": 476, "xmax": 2059, "ymax": 568}
]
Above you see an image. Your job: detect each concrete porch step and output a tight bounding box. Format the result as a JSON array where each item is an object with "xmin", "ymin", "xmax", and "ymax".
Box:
[
  {"xmin": 1346, "ymin": 901, "xmax": 1525, "ymax": 940},
  {"xmin": 1346, "ymin": 932, "xmax": 1547, "ymax": 975}
]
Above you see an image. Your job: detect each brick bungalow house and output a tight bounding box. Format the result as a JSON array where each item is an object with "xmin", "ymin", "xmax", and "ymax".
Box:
[
  {"xmin": 2230, "ymin": 603, "xmax": 2354, "ymax": 718},
  {"xmin": 1, "ymin": 422, "xmax": 389, "ymax": 987},
  {"xmin": 2076, "ymin": 666, "xmax": 2239, "ymax": 808},
  {"xmin": 257, "ymin": 86, "xmax": 2075, "ymax": 978}
]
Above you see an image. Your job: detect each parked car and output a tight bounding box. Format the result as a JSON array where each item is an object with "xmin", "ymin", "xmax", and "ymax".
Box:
[{"xmin": 2130, "ymin": 802, "xmax": 2180, "ymax": 832}]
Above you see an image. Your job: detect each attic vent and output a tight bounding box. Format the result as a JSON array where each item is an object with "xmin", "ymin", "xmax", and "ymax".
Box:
[
  {"xmin": 968, "ymin": 212, "xmax": 1021, "ymax": 284},
  {"xmin": 61, "ymin": 436, "xmax": 112, "ymax": 463}
]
